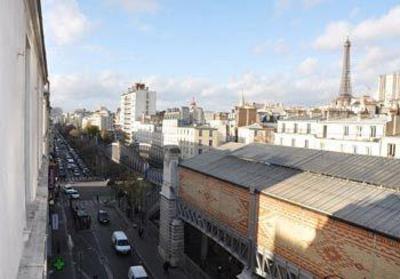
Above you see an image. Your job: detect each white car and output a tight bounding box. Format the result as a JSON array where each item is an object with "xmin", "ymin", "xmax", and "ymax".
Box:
[
  {"xmin": 128, "ymin": 266, "xmax": 148, "ymax": 279},
  {"xmin": 63, "ymin": 184, "xmax": 73, "ymax": 193},
  {"xmin": 112, "ymin": 231, "xmax": 131, "ymax": 254},
  {"xmin": 65, "ymin": 188, "xmax": 80, "ymax": 199}
]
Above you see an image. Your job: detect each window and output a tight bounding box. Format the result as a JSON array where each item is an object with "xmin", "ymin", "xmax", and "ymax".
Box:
[
  {"xmin": 282, "ymin": 123, "xmax": 286, "ymax": 133},
  {"xmin": 344, "ymin": 126, "xmax": 349, "ymax": 136},
  {"xmin": 198, "ymin": 139, "xmax": 202, "ymax": 146},
  {"xmin": 306, "ymin": 123, "xmax": 311, "ymax": 134},
  {"xmin": 370, "ymin": 126, "xmax": 376, "ymax": 137},
  {"xmin": 209, "ymin": 140, "xmax": 213, "ymax": 146},
  {"xmin": 388, "ymin": 144, "xmax": 396, "ymax": 157},
  {"xmin": 304, "ymin": 140, "xmax": 309, "ymax": 148},
  {"xmin": 294, "ymin": 123, "xmax": 298, "ymax": 133},
  {"xmin": 291, "ymin": 138, "xmax": 296, "ymax": 147},
  {"xmin": 209, "ymin": 130, "xmax": 213, "ymax": 136},
  {"xmin": 356, "ymin": 126, "xmax": 362, "ymax": 137},
  {"xmin": 199, "ymin": 129, "xmax": 203, "ymax": 136}
]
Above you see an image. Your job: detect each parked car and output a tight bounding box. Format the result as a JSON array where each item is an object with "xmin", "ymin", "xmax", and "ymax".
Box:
[
  {"xmin": 97, "ymin": 209, "xmax": 110, "ymax": 224},
  {"xmin": 112, "ymin": 231, "xmax": 131, "ymax": 254},
  {"xmin": 128, "ymin": 266, "xmax": 148, "ymax": 279},
  {"xmin": 65, "ymin": 189, "xmax": 80, "ymax": 199}
]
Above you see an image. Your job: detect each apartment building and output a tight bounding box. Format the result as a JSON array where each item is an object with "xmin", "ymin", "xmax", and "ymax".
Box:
[
  {"xmin": 274, "ymin": 112, "xmax": 400, "ymax": 158},
  {"xmin": 120, "ymin": 83, "xmax": 156, "ymax": 141},
  {"xmin": 1, "ymin": 1, "xmax": 50, "ymax": 278},
  {"xmin": 238, "ymin": 123, "xmax": 276, "ymax": 144},
  {"xmin": 177, "ymin": 125, "xmax": 219, "ymax": 159},
  {"xmin": 82, "ymin": 106, "xmax": 114, "ymax": 131},
  {"xmin": 162, "ymin": 119, "xmax": 219, "ymax": 159}
]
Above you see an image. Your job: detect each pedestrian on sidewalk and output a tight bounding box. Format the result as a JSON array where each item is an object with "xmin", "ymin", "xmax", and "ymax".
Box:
[
  {"xmin": 96, "ymin": 194, "xmax": 99, "ymax": 203},
  {"xmin": 163, "ymin": 261, "xmax": 170, "ymax": 275},
  {"xmin": 217, "ymin": 265, "xmax": 223, "ymax": 279},
  {"xmin": 138, "ymin": 226, "xmax": 144, "ymax": 239}
]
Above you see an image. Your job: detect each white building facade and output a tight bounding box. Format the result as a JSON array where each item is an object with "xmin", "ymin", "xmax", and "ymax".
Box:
[
  {"xmin": 1, "ymin": 1, "xmax": 50, "ymax": 278},
  {"xmin": 120, "ymin": 83, "xmax": 156, "ymax": 141},
  {"xmin": 82, "ymin": 107, "xmax": 114, "ymax": 131},
  {"xmin": 274, "ymin": 115, "xmax": 400, "ymax": 158},
  {"xmin": 378, "ymin": 72, "xmax": 400, "ymax": 104},
  {"xmin": 162, "ymin": 119, "xmax": 220, "ymax": 159}
]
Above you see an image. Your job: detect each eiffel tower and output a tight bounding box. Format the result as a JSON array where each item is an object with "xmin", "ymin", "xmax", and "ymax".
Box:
[{"xmin": 336, "ymin": 38, "xmax": 353, "ymax": 107}]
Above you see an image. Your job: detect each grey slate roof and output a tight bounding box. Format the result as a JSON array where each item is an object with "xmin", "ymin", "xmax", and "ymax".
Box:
[{"xmin": 180, "ymin": 143, "xmax": 400, "ymax": 239}]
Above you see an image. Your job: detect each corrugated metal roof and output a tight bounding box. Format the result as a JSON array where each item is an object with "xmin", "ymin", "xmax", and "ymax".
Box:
[
  {"xmin": 180, "ymin": 143, "xmax": 400, "ymax": 239},
  {"xmin": 230, "ymin": 143, "xmax": 400, "ymax": 190},
  {"xmin": 265, "ymin": 172, "xmax": 400, "ymax": 239}
]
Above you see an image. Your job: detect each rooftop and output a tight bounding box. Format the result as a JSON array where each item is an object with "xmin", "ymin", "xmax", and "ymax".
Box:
[{"xmin": 180, "ymin": 143, "xmax": 400, "ymax": 240}]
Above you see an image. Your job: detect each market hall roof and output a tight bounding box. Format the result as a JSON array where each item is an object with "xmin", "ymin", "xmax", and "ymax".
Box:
[{"xmin": 180, "ymin": 143, "xmax": 400, "ymax": 240}]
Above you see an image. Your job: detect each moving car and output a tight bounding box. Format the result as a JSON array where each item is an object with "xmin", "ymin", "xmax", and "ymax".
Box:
[
  {"xmin": 112, "ymin": 231, "xmax": 131, "ymax": 254},
  {"xmin": 63, "ymin": 184, "xmax": 73, "ymax": 193},
  {"xmin": 97, "ymin": 209, "xmax": 110, "ymax": 224},
  {"xmin": 128, "ymin": 266, "xmax": 148, "ymax": 279}
]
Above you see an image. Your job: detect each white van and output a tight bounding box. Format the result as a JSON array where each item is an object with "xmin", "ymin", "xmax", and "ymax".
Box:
[
  {"xmin": 128, "ymin": 266, "xmax": 148, "ymax": 279},
  {"xmin": 112, "ymin": 231, "xmax": 131, "ymax": 254}
]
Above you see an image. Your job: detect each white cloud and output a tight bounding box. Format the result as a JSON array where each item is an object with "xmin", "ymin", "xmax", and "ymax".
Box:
[
  {"xmin": 107, "ymin": 0, "xmax": 159, "ymax": 13},
  {"xmin": 314, "ymin": 5, "xmax": 400, "ymax": 50},
  {"xmin": 51, "ymin": 70, "xmax": 334, "ymax": 112},
  {"xmin": 43, "ymin": 0, "xmax": 90, "ymax": 45},
  {"xmin": 313, "ymin": 21, "xmax": 351, "ymax": 50},
  {"xmin": 297, "ymin": 57, "xmax": 318, "ymax": 76},
  {"xmin": 50, "ymin": 71, "xmax": 125, "ymax": 111},
  {"xmin": 353, "ymin": 6, "xmax": 400, "ymax": 41},
  {"xmin": 252, "ymin": 39, "xmax": 289, "ymax": 55}
]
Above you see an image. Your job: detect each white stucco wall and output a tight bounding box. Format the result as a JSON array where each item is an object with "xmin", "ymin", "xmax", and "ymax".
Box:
[
  {"xmin": 275, "ymin": 118, "xmax": 400, "ymax": 158},
  {"xmin": 0, "ymin": 1, "xmax": 48, "ymax": 278}
]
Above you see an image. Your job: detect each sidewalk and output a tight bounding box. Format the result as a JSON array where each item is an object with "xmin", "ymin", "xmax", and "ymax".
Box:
[
  {"xmin": 114, "ymin": 206, "xmax": 188, "ymax": 279},
  {"xmin": 48, "ymin": 203, "xmax": 77, "ymax": 279}
]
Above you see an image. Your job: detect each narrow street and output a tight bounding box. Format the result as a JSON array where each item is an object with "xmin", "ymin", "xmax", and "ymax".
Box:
[
  {"xmin": 49, "ymin": 132, "xmax": 187, "ymax": 279},
  {"xmin": 50, "ymin": 183, "xmax": 148, "ymax": 279}
]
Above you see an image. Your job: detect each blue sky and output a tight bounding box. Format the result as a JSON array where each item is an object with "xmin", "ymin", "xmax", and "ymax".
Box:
[{"xmin": 42, "ymin": 0, "xmax": 400, "ymax": 112}]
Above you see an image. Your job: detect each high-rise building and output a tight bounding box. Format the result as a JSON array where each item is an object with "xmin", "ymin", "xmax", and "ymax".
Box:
[
  {"xmin": 120, "ymin": 83, "xmax": 156, "ymax": 141},
  {"xmin": 377, "ymin": 72, "xmax": 400, "ymax": 103}
]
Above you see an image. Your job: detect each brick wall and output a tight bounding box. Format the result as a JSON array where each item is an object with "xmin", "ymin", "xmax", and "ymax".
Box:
[
  {"xmin": 257, "ymin": 193, "xmax": 400, "ymax": 279},
  {"xmin": 179, "ymin": 168, "xmax": 250, "ymax": 237}
]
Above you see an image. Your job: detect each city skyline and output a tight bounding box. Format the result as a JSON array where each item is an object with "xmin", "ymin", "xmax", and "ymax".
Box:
[{"xmin": 43, "ymin": 1, "xmax": 400, "ymax": 111}]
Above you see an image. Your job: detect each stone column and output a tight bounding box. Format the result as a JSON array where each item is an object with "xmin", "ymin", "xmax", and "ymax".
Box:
[
  {"xmin": 238, "ymin": 186, "xmax": 258, "ymax": 279},
  {"xmin": 158, "ymin": 145, "xmax": 184, "ymax": 266}
]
